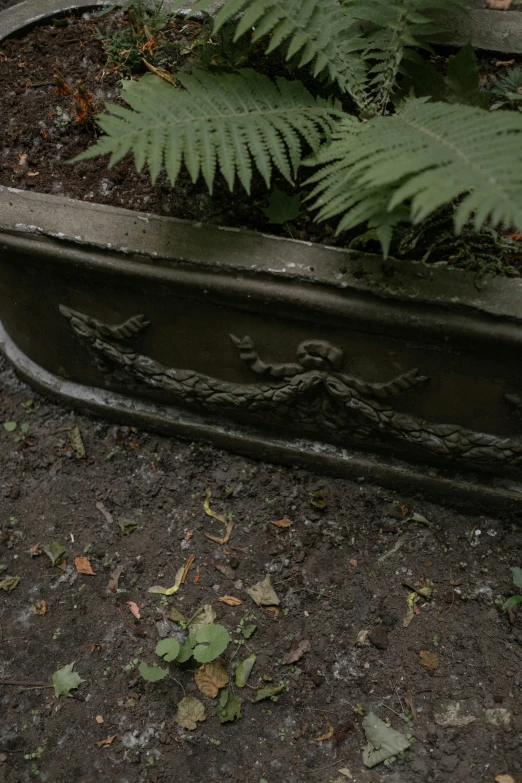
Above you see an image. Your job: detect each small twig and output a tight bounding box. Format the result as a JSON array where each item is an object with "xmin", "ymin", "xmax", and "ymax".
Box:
[
  {"xmin": 27, "ymin": 81, "xmax": 54, "ymax": 88},
  {"xmin": 168, "ymin": 675, "xmax": 185, "ymax": 695}
]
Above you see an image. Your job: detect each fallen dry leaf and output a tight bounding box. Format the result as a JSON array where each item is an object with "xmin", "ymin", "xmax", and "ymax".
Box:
[
  {"xmin": 487, "ymin": 0, "xmax": 512, "ymax": 8},
  {"xmin": 213, "ymin": 561, "xmax": 235, "ymax": 580},
  {"xmin": 310, "ymin": 490, "xmax": 327, "ymax": 509},
  {"xmin": 349, "ymin": 558, "xmax": 357, "ymax": 567},
  {"xmin": 204, "ymin": 487, "xmax": 228, "ymax": 525},
  {"xmin": 29, "ymin": 542, "xmax": 41, "ymax": 556},
  {"xmin": 284, "ymin": 639, "xmax": 311, "ymax": 664},
  {"xmin": 75, "ymin": 556, "xmax": 95, "ymax": 575},
  {"xmin": 185, "ymin": 531, "xmax": 194, "ymax": 540},
  {"xmin": 265, "ymin": 606, "xmax": 280, "ymax": 617},
  {"xmin": 496, "ymin": 59, "xmax": 515, "ymax": 67},
  {"xmin": 31, "ymin": 600, "xmax": 48, "ymax": 616},
  {"xmin": 95, "ymin": 715, "xmax": 104, "ymax": 724},
  {"xmin": 96, "ymin": 501, "xmax": 113, "ymax": 525},
  {"xmin": 313, "ymin": 712, "xmax": 334, "ymax": 741},
  {"xmin": 247, "ymin": 574, "xmax": 280, "ymax": 606},
  {"xmin": 194, "ymin": 661, "xmax": 229, "ymax": 698},
  {"xmin": 419, "ymin": 650, "xmax": 439, "ymax": 673},
  {"xmin": 495, "ymin": 775, "xmax": 516, "ymax": 783},
  {"xmin": 143, "ymin": 57, "xmax": 176, "ymax": 84},
  {"xmin": 270, "ymin": 518, "xmax": 293, "ymax": 528},
  {"xmin": 204, "ymin": 520, "xmax": 234, "ymax": 545},
  {"xmin": 181, "ymin": 554, "xmax": 195, "ymax": 584},
  {"xmin": 125, "ymin": 601, "xmax": 141, "ymax": 620},
  {"xmin": 176, "ymin": 697, "xmax": 206, "ymax": 730},
  {"xmin": 108, "ymin": 565, "xmax": 123, "ymax": 593},
  {"xmin": 96, "ymin": 734, "xmax": 118, "ymax": 748},
  {"xmin": 218, "ymin": 595, "xmax": 243, "ymax": 606}
]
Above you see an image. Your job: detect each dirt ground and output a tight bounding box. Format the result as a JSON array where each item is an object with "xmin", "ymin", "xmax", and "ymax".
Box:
[{"xmin": 1, "ymin": 352, "xmax": 522, "ymax": 783}]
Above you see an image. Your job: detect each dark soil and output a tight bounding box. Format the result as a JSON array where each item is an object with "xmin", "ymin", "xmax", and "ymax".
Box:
[{"xmin": 1, "ymin": 353, "xmax": 522, "ymax": 783}]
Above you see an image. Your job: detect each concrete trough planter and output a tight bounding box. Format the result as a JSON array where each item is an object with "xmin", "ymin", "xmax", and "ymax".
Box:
[{"xmin": 2, "ymin": 0, "xmax": 522, "ymax": 511}]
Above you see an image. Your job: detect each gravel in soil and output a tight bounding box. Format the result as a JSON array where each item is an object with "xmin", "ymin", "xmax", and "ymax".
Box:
[{"xmin": 1, "ymin": 354, "xmax": 522, "ymax": 783}]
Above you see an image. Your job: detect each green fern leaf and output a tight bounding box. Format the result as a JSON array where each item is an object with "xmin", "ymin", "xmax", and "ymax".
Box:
[
  {"xmin": 307, "ymin": 102, "xmax": 522, "ymax": 241},
  {"xmin": 73, "ymin": 70, "xmax": 340, "ymax": 194},
  {"xmin": 341, "ymin": 0, "xmax": 467, "ymax": 111},
  {"xmin": 189, "ymin": 0, "xmax": 368, "ymax": 106}
]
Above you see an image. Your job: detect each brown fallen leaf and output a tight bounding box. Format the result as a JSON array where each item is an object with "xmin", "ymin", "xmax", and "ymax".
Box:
[
  {"xmin": 487, "ymin": 0, "xmax": 512, "ymax": 7},
  {"xmin": 212, "ymin": 561, "xmax": 235, "ymax": 580},
  {"xmin": 96, "ymin": 734, "xmax": 118, "ymax": 748},
  {"xmin": 495, "ymin": 775, "xmax": 516, "ymax": 783},
  {"xmin": 108, "ymin": 565, "xmax": 123, "ymax": 593},
  {"xmin": 310, "ymin": 490, "xmax": 326, "ymax": 509},
  {"xmin": 204, "ymin": 520, "xmax": 234, "ymax": 545},
  {"xmin": 75, "ymin": 556, "xmax": 95, "ymax": 575},
  {"xmin": 31, "ymin": 600, "xmax": 48, "ymax": 616},
  {"xmin": 218, "ymin": 595, "xmax": 243, "ymax": 606},
  {"xmin": 265, "ymin": 606, "xmax": 280, "ymax": 618},
  {"xmin": 312, "ymin": 712, "xmax": 334, "ymax": 741},
  {"xmin": 419, "ymin": 650, "xmax": 439, "ymax": 673},
  {"xmin": 185, "ymin": 531, "xmax": 194, "ymax": 540},
  {"xmin": 349, "ymin": 558, "xmax": 357, "ymax": 567},
  {"xmin": 125, "ymin": 601, "xmax": 141, "ymax": 620},
  {"xmin": 96, "ymin": 501, "xmax": 113, "ymax": 525},
  {"xmin": 181, "ymin": 554, "xmax": 195, "ymax": 584},
  {"xmin": 29, "ymin": 542, "xmax": 41, "ymax": 556},
  {"xmin": 194, "ymin": 661, "xmax": 229, "ymax": 698},
  {"xmin": 284, "ymin": 639, "xmax": 311, "ymax": 664},
  {"xmin": 95, "ymin": 715, "xmax": 104, "ymax": 724},
  {"xmin": 496, "ymin": 59, "xmax": 515, "ymax": 67},
  {"xmin": 270, "ymin": 519, "xmax": 293, "ymax": 528}
]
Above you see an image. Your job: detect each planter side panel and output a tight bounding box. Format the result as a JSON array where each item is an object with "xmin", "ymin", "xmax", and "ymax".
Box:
[{"xmin": 2, "ymin": 233, "xmax": 522, "ymax": 485}]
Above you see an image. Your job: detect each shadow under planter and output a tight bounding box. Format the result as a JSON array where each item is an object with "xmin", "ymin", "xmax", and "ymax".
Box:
[{"xmin": 2, "ymin": 1, "xmax": 522, "ymax": 512}]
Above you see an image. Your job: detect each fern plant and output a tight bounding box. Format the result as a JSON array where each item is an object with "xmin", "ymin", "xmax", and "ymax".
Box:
[{"xmin": 76, "ymin": 0, "xmax": 522, "ymax": 260}]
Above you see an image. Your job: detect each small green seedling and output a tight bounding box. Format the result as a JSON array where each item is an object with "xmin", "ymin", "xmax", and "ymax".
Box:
[{"xmin": 502, "ymin": 567, "xmax": 522, "ymax": 611}]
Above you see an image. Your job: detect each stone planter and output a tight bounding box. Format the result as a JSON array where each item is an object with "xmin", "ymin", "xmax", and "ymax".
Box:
[{"xmin": 2, "ymin": 0, "xmax": 522, "ymax": 511}]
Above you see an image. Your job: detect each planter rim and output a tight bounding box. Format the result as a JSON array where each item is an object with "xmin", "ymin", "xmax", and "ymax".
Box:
[{"xmin": 1, "ymin": 0, "xmax": 522, "ymax": 54}]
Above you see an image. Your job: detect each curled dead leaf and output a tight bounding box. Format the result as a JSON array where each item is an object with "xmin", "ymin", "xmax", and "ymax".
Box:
[
  {"xmin": 419, "ymin": 650, "xmax": 439, "ymax": 673},
  {"xmin": 284, "ymin": 639, "xmax": 311, "ymax": 664},
  {"xmin": 218, "ymin": 595, "xmax": 243, "ymax": 606},
  {"xmin": 96, "ymin": 734, "xmax": 118, "ymax": 747},
  {"xmin": 495, "ymin": 775, "xmax": 516, "ymax": 783},
  {"xmin": 125, "ymin": 601, "xmax": 141, "ymax": 620},
  {"xmin": 270, "ymin": 519, "xmax": 293, "ymax": 528},
  {"xmin": 204, "ymin": 519, "xmax": 234, "ymax": 545},
  {"xmin": 108, "ymin": 565, "xmax": 123, "ymax": 593},
  {"xmin": 181, "ymin": 554, "xmax": 195, "ymax": 584},
  {"xmin": 313, "ymin": 712, "xmax": 334, "ymax": 741},
  {"xmin": 31, "ymin": 600, "xmax": 48, "ymax": 616},
  {"xmin": 75, "ymin": 556, "xmax": 95, "ymax": 575}
]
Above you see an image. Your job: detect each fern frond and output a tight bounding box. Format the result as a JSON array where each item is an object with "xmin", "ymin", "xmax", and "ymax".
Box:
[
  {"xmin": 341, "ymin": 0, "xmax": 466, "ymax": 111},
  {"xmin": 189, "ymin": 0, "xmax": 368, "ymax": 108},
  {"xmin": 73, "ymin": 70, "xmax": 340, "ymax": 194},
  {"xmin": 306, "ymin": 102, "xmax": 522, "ymax": 241}
]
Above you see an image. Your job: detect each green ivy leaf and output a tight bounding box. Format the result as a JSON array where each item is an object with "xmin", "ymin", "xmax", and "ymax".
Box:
[
  {"xmin": 42, "ymin": 541, "xmax": 66, "ymax": 567},
  {"xmin": 235, "ymin": 653, "xmax": 256, "ymax": 688},
  {"xmin": 155, "ymin": 638, "xmax": 181, "ymax": 662},
  {"xmin": 512, "ymin": 566, "xmax": 522, "ymax": 590},
  {"xmin": 52, "ymin": 662, "xmax": 85, "ymax": 698},
  {"xmin": 502, "ymin": 595, "xmax": 522, "ymax": 611},
  {"xmin": 193, "ymin": 624, "xmax": 230, "ymax": 663},
  {"xmin": 261, "ymin": 188, "xmax": 301, "ymax": 224},
  {"xmin": 139, "ymin": 662, "xmax": 169, "ymax": 682},
  {"xmin": 252, "ymin": 683, "xmax": 286, "ymax": 703},
  {"xmin": 213, "ymin": 688, "xmax": 242, "ymax": 723},
  {"xmin": 3, "ymin": 421, "xmax": 17, "ymax": 432}
]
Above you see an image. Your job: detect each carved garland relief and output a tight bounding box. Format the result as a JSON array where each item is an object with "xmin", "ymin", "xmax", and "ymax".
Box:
[{"xmin": 59, "ymin": 305, "xmax": 522, "ymax": 469}]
